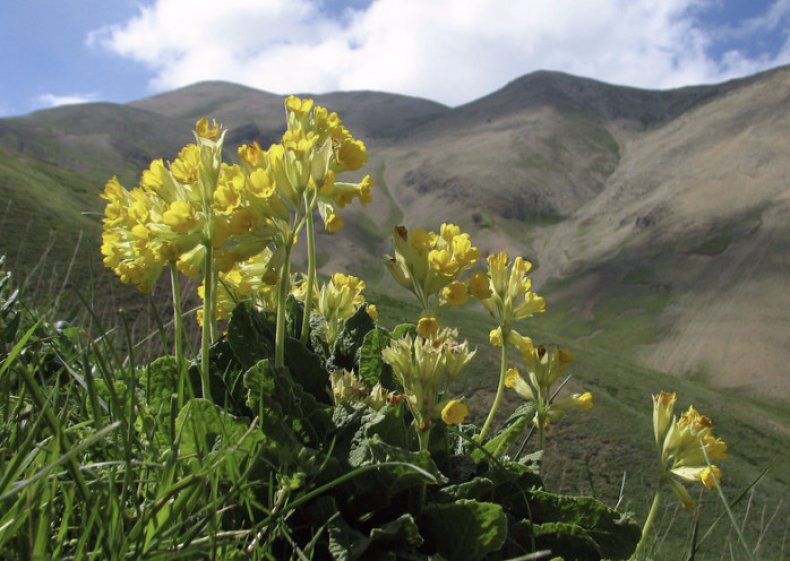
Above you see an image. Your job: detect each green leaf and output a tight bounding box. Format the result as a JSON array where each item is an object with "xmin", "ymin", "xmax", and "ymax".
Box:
[
  {"xmin": 243, "ymin": 359, "xmax": 331, "ymax": 447},
  {"xmin": 228, "ymin": 301, "xmax": 330, "ymax": 402},
  {"xmin": 515, "ymin": 490, "xmax": 641, "ymax": 560},
  {"xmin": 327, "ymin": 514, "xmax": 370, "ymax": 561},
  {"xmin": 175, "ymin": 398, "xmax": 259, "ymax": 462},
  {"xmin": 284, "ymin": 336, "xmax": 332, "ymax": 401},
  {"xmin": 392, "ymin": 323, "xmax": 417, "ymax": 340},
  {"xmin": 227, "ymin": 301, "xmax": 275, "ymax": 369},
  {"xmin": 326, "ymin": 512, "xmax": 424, "ymax": 561},
  {"xmin": 471, "ymin": 402, "xmax": 535, "ymax": 462},
  {"xmin": 328, "ymin": 304, "xmax": 375, "ymax": 372},
  {"xmin": 348, "ymin": 434, "xmax": 445, "ymax": 501},
  {"xmin": 144, "ymin": 355, "xmax": 179, "ymax": 413},
  {"xmin": 358, "ymin": 327, "xmax": 395, "ymax": 389},
  {"xmin": 435, "ymin": 477, "xmax": 495, "ymax": 502},
  {"xmin": 419, "ymin": 499, "xmax": 508, "ymax": 561},
  {"xmin": 368, "ymin": 513, "xmax": 424, "ymax": 549}
]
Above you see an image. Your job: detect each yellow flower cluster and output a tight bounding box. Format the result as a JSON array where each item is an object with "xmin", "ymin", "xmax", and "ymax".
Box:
[
  {"xmin": 101, "ymin": 118, "xmax": 291, "ymax": 293},
  {"xmin": 505, "ymin": 345, "xmax": 592, "ymax": 428},
  {"xmin": 101, "ymin": 98, "xmax": 372, "ymax": 311},
  {"xmin": 653, "ymin": 392, "xmax": 727, "ymax": 509},
  {"xmin": 196, "ymin": 248, "xmax": 282, "ymax": 326},
  {"xmin": 381, "ymin": 327, "xmax": 474, "ymax": 437},
  {"xmin": 385, "ymin": 223, "xmax": 479, "ymax": 336},
  {"xmin": 472, "ymin": 251, "xmax": 546, "ymax": 337},
  {"xmin": 239, "ymin": 95, "xmax": 373, "ymax": 234},
  {"xmin": 315, "ymin": 272, "xmax": 368, "ymax": 345}
]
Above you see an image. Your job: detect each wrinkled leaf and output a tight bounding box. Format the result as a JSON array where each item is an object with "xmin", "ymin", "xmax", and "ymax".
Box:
[
  {"xmin": 358, "ymin": 327, "xmax": 394, "ymax": 389},
  {"xmin": 419, "ymin": 499, "xmax": 508, "ymax": 561},
  {"xmin": 328, "ymin": 304, "xmax": 375, "ymax": 372}
]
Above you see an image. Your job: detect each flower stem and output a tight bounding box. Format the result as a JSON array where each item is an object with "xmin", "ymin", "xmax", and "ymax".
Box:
[
  {"xmin": 478, "ymin": 331, "xmax": 508, "ymax": 441},
  {"xmin": 299, "ymin": 207, "xmax": 316, "ymax": 344},
  {"xmin": 417, "ymin": 427, "xmax": 430, "ymax": 452},
  {"xmin": 275, "ymin": 241, "xmax": 294, "ymax": 369},
  {"xmin": 631, "ymin": 488, "xmax": 662, "ymax": 561},
  {"xmin": 170, "ymin": 265, "xmax": 186, "ymax": 407},
  {"xmin": 200, "ymin": 242, "xmax": 214, "ymax": 402}
]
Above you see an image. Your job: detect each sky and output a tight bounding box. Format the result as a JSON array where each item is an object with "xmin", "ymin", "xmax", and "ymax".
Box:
[{"xmin": 1, "ymin": 0, "xmax": 789, "ymax": 116}]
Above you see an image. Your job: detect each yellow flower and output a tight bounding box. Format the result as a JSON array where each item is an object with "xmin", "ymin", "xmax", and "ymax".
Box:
[
  {"xmin": 285, "ymin": 95, "xmax": 314, "ymax": 118},
  {"xmin": 442, "ymin": 281, "xmax": 469, "ymax": 306},
  {"xmin": 163, "ymin": 200, "xmax": 198, "ymax": 234},
  {"xmin": 652, "ymin": 391, "xmax": 677, "ymax": 444},
  {"xmin": 489, "ymin": 328, "xmax": 503, "ymax": 347},
  {"xmin": 654, "ymin": 397, "xmax": 727, "ymax": 509},
  {"xmin": 440, "ymin": 223, "xmax": 461, "ymax": 242},
  {"xmin": 196, "ymin": 117, "xmax": 221, "ymax": 140},
  {"xmin": 410, "ymin": 228, "xmax": 436, "ymax": 253},
  {"xmin": 429, "ymin": 249, "xmax": 457, "ymax": 277},
  {"xmin": 417, "ymin": 316, "xmax": 440, "ymax": 338},
  {"xmin": 504, "ymin": 368, "xmax": 534, "ymax": 401},
  {"xmin": 358, "ymin": 175, "xmax": 374, "ymax": 206},
  {"xmin": 441, "ymin": 400, "xmax": 469, "ymax": 425},
  {"xmin": 336, "ymin": 138, "xmax": 368, "ymax": 170},
  {"xmin": 521, "ymin": 345, "xmax": 573, "ymax": 390},
  {"xmin": 507, "ymin": 330, "xmax": 533, "ymax": 354},
  {"xmin": 700, "ymin": 465, "xmax": 722, "ymax": 490},
  {"xmin": 238, "ymin": 141, "xmax": 265, "ymax": 167},
  {"xmin": 171, "ymin": 144, "xmax": 201, "ymax": 185},
  {"xmin": 553, "ymin": 392, "xmax": 594, "ymax": 412},
  {"xmin": 140, "ymin": 159, "xmax": 168, "ymax": 193},
  {"xmin": 468, "ymin": 271, "xmax": 493, "ymax": 300},
  {"xmin": 325, "ymin": 213, "xmax": 344, "ymax": 232},
  {"xmin": 367, "ymin": 304, "xmax": 379, "ymax": 323}
]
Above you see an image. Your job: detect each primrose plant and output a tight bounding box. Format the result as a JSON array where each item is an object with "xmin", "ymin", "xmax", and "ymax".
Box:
[{"xmin": 92, "ymin": 95, "xmax": 735, "ymax": 560}]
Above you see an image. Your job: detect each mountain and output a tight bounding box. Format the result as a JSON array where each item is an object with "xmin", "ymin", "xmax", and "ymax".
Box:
[{"xmin": 0, "ymin": 67, "xmax": 788, "ymax": 401}]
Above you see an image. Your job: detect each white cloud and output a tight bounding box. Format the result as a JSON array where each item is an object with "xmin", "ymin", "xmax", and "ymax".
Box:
[
  {"xmin": 36, "ymin": 93, "xmax": 98, "ymax": 108},
  {"xmin": 89, "ymin": 0, "xmax": 790, "ymax": 106}
]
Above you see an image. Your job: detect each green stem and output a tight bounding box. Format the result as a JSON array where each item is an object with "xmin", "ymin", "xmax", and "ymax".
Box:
[
  {"xmin": 200, "ymin": 242, "xmax": 214, "ymax": 402},
  {"xmin": 300, "ymin": 208, "xmax": 316, "ymax": 344},
  {"xmin": 170, "ymin": 265, "xmax": 186, "ymax": 406},
  {"xmin": 417, "ymin": 427, "xmax": 430, "ymax": 452},
  {"xmin": 631, "ymin": 488, "xmax": 662, "ymax": 561},
  {"xmin": 478, "ymin": 331, "xmax": 508, "ymax": 441},
  {"xmin": 275, "ymin": 241, "xmax": 294, "ymax": 369}
]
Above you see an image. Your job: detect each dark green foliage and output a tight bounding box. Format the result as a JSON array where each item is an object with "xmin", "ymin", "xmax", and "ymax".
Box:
[{"xmin": 0, "ymin": 291, "xmax": 641, "ymax": 560}]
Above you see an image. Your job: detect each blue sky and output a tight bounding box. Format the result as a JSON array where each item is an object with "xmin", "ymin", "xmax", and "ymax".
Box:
[{"xmin": 1, "ymin": 0, "xmax": 788, "ymax": 116}]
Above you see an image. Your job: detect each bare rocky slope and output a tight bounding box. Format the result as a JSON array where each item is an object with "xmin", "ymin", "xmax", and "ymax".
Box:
[{"xmin": 0, "ymin": 66, "xmax": 788, "ymax": 398}]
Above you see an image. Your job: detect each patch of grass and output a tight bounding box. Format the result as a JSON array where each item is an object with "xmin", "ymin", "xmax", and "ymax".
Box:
[{"xmin": 689, "ymin": 231, "xmax": 733, "ymax": 256}]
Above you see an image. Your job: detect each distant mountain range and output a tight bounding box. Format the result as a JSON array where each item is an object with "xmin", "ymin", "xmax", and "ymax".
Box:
[{"xmin": 1, "ymin": 65, "xmax": 789, "ymax": 399}]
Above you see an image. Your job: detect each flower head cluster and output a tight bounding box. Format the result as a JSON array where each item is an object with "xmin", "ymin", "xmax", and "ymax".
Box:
[
  {"xmin": 329, "ymin": 369, "xmax": 392, "ymax": 411},
  {"xmin": 385, "ymin": 224, "xmax": 479, "ymax": 336},
  {"xmin": 101, "ymin": 97, "xmax": 373, "ymax": 340},
  {"xmin": 472, "ymin": 251, "xmax": 545, "ymax": 336},
  {"xmin": 100, "ymin": 119, "xmax": 234, "ymax": 292},
  {"xmin": 315, "ymin": 272, "xmax": 368, "ymax": 345},
  {"xmin": 653, "ymin": 392, "xmax": 727, "ymax": 509},
  {"xmin": 505, "ymin": 345, "xmax": 592, "ymax": 428},
  {"xmin": 196, "ymin": 248, "xmax": 283, "ymax": 325},
  {"xmin": 239, "ymin": 95, "xmax": 373, "ymax": 234},
  {"xmin": 381, "ymin": 328, "xmax": 475, "ymax": 432}
]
